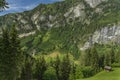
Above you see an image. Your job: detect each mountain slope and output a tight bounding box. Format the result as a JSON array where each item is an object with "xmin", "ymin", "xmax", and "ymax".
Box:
[
  {"xmin": 0, "ymin": 0, "xmax": 120, "ymax": 56},
  {"xmin": 0, "ymin": 0, "xmax": 106, "ymax": 33}
]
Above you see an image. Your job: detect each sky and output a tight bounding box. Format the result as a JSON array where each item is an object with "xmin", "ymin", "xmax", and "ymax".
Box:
[{"xmin": 0, "ymin": 0, "xmax": 62, "ymax": 16}]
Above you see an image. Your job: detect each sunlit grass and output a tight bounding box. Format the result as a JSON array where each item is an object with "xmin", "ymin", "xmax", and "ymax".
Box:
[{"xmin": 77, "ymin": 68, "xmax": 120, "ymax": 80}]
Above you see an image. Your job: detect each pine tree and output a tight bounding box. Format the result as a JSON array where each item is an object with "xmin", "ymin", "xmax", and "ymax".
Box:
[
  {"xmin": 0, "ymin": 37, "xmax": 2, "ymax": 52},
  {"xmin": 115, "ymin": 49, "xmax": 120, "ymax": 63},
  {"xmin": 35, "ymin": 56, "xmax": 47, "ymax": 80},
  {"xmin": 0, "ymin": 28, "xmax": 11, "ymax": 80},
  {"xmin": 85, "ymin": 49, "xmax": 92, "ymax": 66},
  {"xmin": 91, "ymin": 47, "xmax": 99, "ymax": 73},
  {"xmin": 0, "ymin": 26, "xmax": 23, "ymax": 80},
  {"xmin": 110, "ymin": 48, "xmax": 115, "ymax": 64},
  {"xmin": 9, "ymin": 25, "xmax": 24, "ymax": 80},
  {"xmin": 19, "ymin": 53, "xmax": 34, "ymax": 80},
  {"xmin": 0, "ymin": 0, "xmax": 9, "ymax": 11},
  {"xmin": 61, "ymin": 54, "xmax": 71, "ymax": 80},
  {"xmin": 53, "ymin": 55, "xmax": 61, "ymax": 80},
  {"xmin": 104, "ymin": 53, "xmax": 111, "ymax": 66},
  {"xmin": 69, "ymin": 63, "xmax": 76, "ymax": 80},
  {"xmin": 98, "ymin": 54, "xmax": 105, "ymax": 69}
]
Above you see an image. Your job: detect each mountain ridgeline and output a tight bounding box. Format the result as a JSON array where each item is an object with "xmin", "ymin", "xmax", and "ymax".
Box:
[{"xmin": 0, "ymin": 0, "xmax": 120, "ymax": 56}]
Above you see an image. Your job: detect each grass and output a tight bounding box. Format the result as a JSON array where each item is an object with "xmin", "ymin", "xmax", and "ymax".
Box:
[
  {"xmin": 35, "ymin": 51, "xmax": 74, "ymax": 62},
  {"xmin": 77, "ymin": 68, "xmax": 120, "ymax": 80}
]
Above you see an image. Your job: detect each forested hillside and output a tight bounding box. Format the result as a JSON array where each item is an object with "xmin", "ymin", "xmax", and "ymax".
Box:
[{"xmin": 19, "ymin": 0, "xmax": 120, "ymax": 56}]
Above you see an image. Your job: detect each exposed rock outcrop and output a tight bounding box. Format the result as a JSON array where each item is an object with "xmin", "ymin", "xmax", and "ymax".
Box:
[
  {"xmin": 0, "ymin": 0, "xmax": 107, "ymax": 34},
  {"xmin": 81, "ymin": 24, "xmax": 120, "ymax": 50},
  {"xmin": 85, "ymin": 0, "xmax": 107, "ymax": 7}
]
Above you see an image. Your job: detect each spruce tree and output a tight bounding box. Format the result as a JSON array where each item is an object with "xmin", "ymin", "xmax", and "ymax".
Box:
[
  {"xmin": 115, "ymin": 49, "xmax": 120, "ymax": 63},
  {"xmin": 69, "ymin": 63, "xmax": 76, "ymax": 80},
  {"xmin": 98, "ymin": 54, "xmax": 105, "ymax": 69},
  {"xmin": 91, "ymin": 47, "xmax": 99, "ymax": 73},
  {"xmin": 0, "ymin": 0, "xmax": 9, "ymax": 11},
  {"xmin": 61, "ymin": 54, "xmax": 71, "ymax": 80},
  {"xmin": 0, "ymin": 28, "xmax": 11, "ymax": 80},
  {"xmin": 53, "ymin": 55, "xmax": 61, "ymax": 80},
  {"xmin": 9, "ymin": 25, "xmax": 24, "ymax": 80},
  {"xmin": 19, "ymin": 53, "xmax": 34, "ymax": 80},
  {"xmin": 0, "ymin": 26, "xmax": 23, "ymax": 80},
  {"xmin": 104, "ymin": 53, "xmax": 111, "ymax": 66},
  {"xmin": 110, "ymin": 48, "xmax": 115, "ymax": 64},
  {"xmin": 85, "ymin": 49, "xmax": 92, "ymax": 66},
  {"xmin": 35, "ymin": 56, "xmax": 47, "ymax": 80}
]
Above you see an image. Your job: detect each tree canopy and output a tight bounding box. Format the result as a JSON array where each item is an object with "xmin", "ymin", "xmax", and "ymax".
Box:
[{"xmin": 0, "ymin": 0, "xmax": 8, "ymax": 11}]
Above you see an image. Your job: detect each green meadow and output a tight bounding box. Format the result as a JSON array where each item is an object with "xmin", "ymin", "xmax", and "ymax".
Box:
[{"xmin": 78, "ymin": 68, "xmax": 120, "ymax": 80}]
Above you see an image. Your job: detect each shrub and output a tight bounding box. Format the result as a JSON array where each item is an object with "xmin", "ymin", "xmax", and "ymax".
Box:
[
  {"xmin": 81, "ymin": 66, "xmax": 95, "ymax": 78},
  {"xmin": 43, "ymin": 67, "xmax": 57, "ymax": 80},
  {"xmin": 111, "ymin": 63, "xmax": 120, "ymax": 67}
]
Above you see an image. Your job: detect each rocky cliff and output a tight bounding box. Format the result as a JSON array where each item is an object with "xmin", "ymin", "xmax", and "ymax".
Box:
[
  {"xmin": 81, "ymin": 24, "xmax": 120, "ymax": 50},
  {"xmin": 0, "ymin": 0, "xmax": 106, "ymax": 33}
]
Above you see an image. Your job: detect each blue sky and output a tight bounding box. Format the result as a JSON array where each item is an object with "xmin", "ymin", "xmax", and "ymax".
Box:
[{"xmin": 0, "ymin": 0, "xmax": 62, "ymax": 16}]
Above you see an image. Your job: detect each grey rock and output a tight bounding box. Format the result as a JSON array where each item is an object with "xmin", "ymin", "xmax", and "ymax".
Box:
[{"xmin": 81, "ymin": 24, "xmax": 120, "ymax": 50}]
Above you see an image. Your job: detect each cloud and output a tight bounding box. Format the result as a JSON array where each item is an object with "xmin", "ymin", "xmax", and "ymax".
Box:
[
  {"xmin": 6, "ymin": 3, "xmax": 35, "ymax": 12},
  {"xmin": 0, "ymin": 2, "xmax": 38, "ymax": 16},
  {"xmin": 0, "ymin": 0, "xmax": 63, "ymax": 16},
  {"xmin": 5, "ymin": 0, "xmax": 44, "ymax": 12}
]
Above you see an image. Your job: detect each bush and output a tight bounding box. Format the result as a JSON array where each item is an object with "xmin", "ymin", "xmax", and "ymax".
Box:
[
  {"xmin": 81, "ymin": 66, "xmax": 95, "ymax": 78},
  {"xmin": 111, "ymin": 63, "xmax": 120, "ymax": 67},
  {"xmin": 43, "ymin": 67, "xmax": 57, "ymax": 80},
  {"xmin": 74, "ymin": 66, "xmax": 83, "ymax": 79}
]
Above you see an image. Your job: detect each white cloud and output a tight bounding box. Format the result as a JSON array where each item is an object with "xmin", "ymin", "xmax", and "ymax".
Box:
[
  {"xmin": 6, "ymin": 2, "xmax": 38, "ymax": 12},
  {"xmin": 24, "ymin": 4, "xmax": 38, "ymax": 10},
  {"xmin": 0, "ymin": 0, "xmax": 63, "ymax": 16},
  {"xmin": 6, "ymin": 0, "xmax": 63, "ymax": 11}
]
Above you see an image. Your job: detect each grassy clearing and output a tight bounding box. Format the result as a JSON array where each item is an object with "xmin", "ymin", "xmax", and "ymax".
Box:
[
  {"xmin": 35, "ymin": 51, "xmax": 74, "ymax": 62},
  {"xmin": 77, "ymin": 68, "xmax": 120, "ymax": 80}
]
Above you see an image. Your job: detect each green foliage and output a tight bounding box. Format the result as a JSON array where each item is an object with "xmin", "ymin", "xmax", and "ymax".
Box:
[
  {"xmin": 81, "ymin": 66, "xmax": 95, "ymax": 78},
  {"xmin": 115, "ymin": 48, "xmax": 120, "ymax": 63},
  {"xmin": 69, "ymin": 63, "xmax": 76, "ymax": 80},
  {"xmin": 0, "ymin": 0, "xmax": 9, "ymax": 11},
  {"xmin": 80, "ymin": 43, "xmax": 120, "ymax": 78},
  {"xmin": 53, "ymin": 55, "xmax": 61, "ymax": 80},
  {"xmin": 43, "ymin": 67, "xmax": 57, "ymax": 80},
  {"xmin": 78, "ymin": 68, "xmax": 120, "ymax": 80},
  {"xmin": 61, "ymin": 54, "xmax": 71, "ymax": 80},
  {"xmin": 51, "ymin": 54, "xmax": 72, "ymax": 80},
  {"xmin": 111, "ymin": 63, "xmax": 120, "ymax": 68},
  {"xmin": 81, "ymin": 46, "xmax": 100, "ymax": 73},
  {"xmin": 32, "ymin": 35, "xmax": 42, "ymax": 47},
  {"xmin": 19, "ymin": 53, "xmax": 34, "ymax": 80},
  {"xmin": 104, "ymin": 53, "xmax": 111, "ymax": 66},
  {"xmin": 91, "ymin": 47, "xmax": 99, "ymax": 73},
  {"xmin": 34, "ymin": 56, "xmax": 47, "ymax": 80},
  {"xmin": 75, "ymin": 66, "xmax": 83, "ymax": 79},
  {"xmin": 0, "ymin": 25, "xmax": 24, "ymax": 80}
]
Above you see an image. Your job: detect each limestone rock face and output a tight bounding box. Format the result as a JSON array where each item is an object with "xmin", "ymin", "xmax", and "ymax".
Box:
[
  {"xmin": 81, "ymin": 24, "xmax": 120, "ymax": 50},
  {"xmin": 1, "ymin": 0, "xmax": 106, "ymax": 34},
  {"xmin": 85, "ymin": 0, "xmax": 107, "ymax": 7},
  {"xmin": 64, "ymin": 4, "xmax": 85, "ymax": 18}
]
